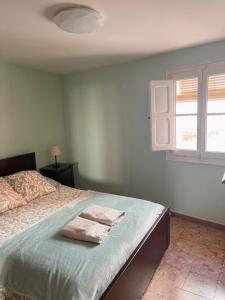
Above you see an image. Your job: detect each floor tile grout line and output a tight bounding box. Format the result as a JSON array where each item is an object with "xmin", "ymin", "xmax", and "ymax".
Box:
[
  {"xmin": 180, "ymin": 269, "xmax": 191, "ymax": 290},
  {"xmin": 181, "ymin": 286, "xmax": 214, "ymax": 300}
]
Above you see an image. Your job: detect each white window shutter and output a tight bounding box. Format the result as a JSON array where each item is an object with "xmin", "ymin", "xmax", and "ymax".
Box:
[{"xmin": 150, "ymin": 80, "xmax": 175, "ymax": 151}]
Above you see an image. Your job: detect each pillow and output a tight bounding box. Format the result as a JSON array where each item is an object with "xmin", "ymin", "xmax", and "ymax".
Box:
[
  {"xmin": 7, "ymin": 170, "xmax": 56, "ymax": 203},
  {"xmin": 0, "ymin": 177, "xmax": 26, "ymax": 214}
]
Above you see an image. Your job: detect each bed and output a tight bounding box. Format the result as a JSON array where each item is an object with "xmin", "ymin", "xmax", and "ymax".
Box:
[{"xmin": 0, "ymin": 152, "xmax": 170, "ymax": 300}]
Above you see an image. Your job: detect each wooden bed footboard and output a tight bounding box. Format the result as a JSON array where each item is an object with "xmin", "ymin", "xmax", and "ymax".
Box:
[{"xmin": 101, "ymin": 208, "xmax": 170, "ymax": 300}]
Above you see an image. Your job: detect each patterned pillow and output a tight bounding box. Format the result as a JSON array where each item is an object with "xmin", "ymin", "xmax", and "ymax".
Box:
[
  {"xmin": 0, "ymin": 177, "xmax": 26, "ymax": 214},
  {"xmin": 7, "ymin": 170, "xmax": 56, "ymax": 203}
]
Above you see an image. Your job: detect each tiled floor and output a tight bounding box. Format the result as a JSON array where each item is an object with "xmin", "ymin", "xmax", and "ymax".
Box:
[{"xmin": 142, "ymin": 216, "xmax": 225, "ymax": 300}]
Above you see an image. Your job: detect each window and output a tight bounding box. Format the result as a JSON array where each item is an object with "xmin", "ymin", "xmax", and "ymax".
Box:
[{"xmin": 150, "ymin": 62, "xmax": 225, "ymax": 165}]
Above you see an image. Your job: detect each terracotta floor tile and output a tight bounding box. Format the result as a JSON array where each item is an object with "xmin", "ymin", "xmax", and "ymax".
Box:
[
  {"xmin": 201, "ymin": 229, "xmax": 225, "ymax": 250},
  {"xmin": 214, "ymin": 273, "xmax": 225, "ymax": 300},
  {"xmin": 182, "ymin": 221, "xmax": 208, "ymax": 234},
  {"xmin": 181, "ymin": 222, "xmax": 210, "ymax": 245},
  {"xmin": 171, "ymin": 217, "xmax": 185, "ymax": 227},
  {"xmin": 183, "ymin": 226, "xmax": 225, "ymax": 250},
  {"xmin": 206, "ymin": 227, "xmax": 225, "ymax": 240},
  {"xmin": 143, "ymin": 285, "xmax": 210, "ymax": 300},
  {"xmin": 163, "ymin": 248, "xmax": 193, "ymax": 272},
  {"xmin": 214, "ymin": 287, "xmax": 225, "ymax": 300},
  {"xmin": 208, "ymin": 238, "xmax": 225, "ymax": 251},
  {"xmin": 191, "ymin": 244, "xmax": 225, "ymax": 262},
  {"xmin": 170, "ymin": 289, "xmax": 210, "ymax": 300},
  {"xmin": 169, "ymin": 236, "xmax": 178, "ymax": 248},
  {"xmin": 142, "ymin": 286, "xmax": 174, "ymax": 300},
  {"xmin": 222, "ymin": 261, "xmax": 225, "ymax": 274},
  {"xmin": 153, "ymin": 262, "xmax": 188, "ymax": 288},
  {"xmin": 170, "ymin": 234, "xmax": 180, "ymax": 246},
  {"xmin": 183, "ymin": 272, "xmax": 218, "ymax": 299},
  {"xmin": 182, "ymin": 231, "xmax": 207, "ymax": 245},
  {"xmin": 141, "ymin": 217, "xmax": 225, "ymax": 300},
  {"xmin": 220, "ymin": 272, "xmax": 225, "ymax": 284},
  {"xmin": 171, "ymin": 218, "xmax": 186, "ymax": 239},
  {"xmin": 174, "ymin": 238, "xmax": 195, "ymax": 254},
  {"xmin": 190, "ymin": 257, "xmax": 223, "ymax": 277},
  {"xmin": 171, "ymin": 227, "xmax": 185, "ymax": 240}
]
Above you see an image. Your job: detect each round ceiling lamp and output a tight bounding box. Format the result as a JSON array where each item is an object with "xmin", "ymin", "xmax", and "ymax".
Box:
[{"xmin": 54, "ymin": 6, "xmax": 104, "ymax": 34}]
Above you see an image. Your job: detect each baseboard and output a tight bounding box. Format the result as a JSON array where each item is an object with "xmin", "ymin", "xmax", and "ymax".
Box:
[{"xmin": 171, "ymin": 211, "xmax": 225, "ymax": 231}]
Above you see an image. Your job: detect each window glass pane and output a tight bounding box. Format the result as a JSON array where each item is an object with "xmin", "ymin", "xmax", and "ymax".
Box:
[
  {"xmin": 176, "ymin": 102, "xmax": 198, "ymax": 115},
  {"xmin": 176, "ymin": 78, "xmax": 198, "ymax": 114},
  {"xmin": 207, "ymin": 74, "xmax": 225, "ymax": 113},
  {"xmin": 206, "ymin": 115, "xmax": 225, "ymax": 153},
  {"xmin": 176, "ymin": 116, "xmax": 197, "ymax": 150}
]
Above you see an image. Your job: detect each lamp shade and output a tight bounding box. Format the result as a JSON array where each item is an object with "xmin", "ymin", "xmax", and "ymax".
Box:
[{"xmin": 50, "ymin": 145, "xmax": 61, "ymax": 157}]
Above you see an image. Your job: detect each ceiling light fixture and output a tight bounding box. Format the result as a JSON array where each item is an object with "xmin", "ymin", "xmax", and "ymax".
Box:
[{"xmin": 54, "ymin": 6, "xmax": 104, "ymax": 34}]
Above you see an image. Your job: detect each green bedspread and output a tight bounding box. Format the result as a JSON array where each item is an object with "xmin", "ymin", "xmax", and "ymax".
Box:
[{"xmin": 0, "ymin": 194, "xmax": 164, "ymax": 300}]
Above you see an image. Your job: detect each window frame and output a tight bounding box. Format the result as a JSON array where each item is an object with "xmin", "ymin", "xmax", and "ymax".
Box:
[{"xmin": 166, "ymin": 61, "xmax": 225, "ymax": 166}]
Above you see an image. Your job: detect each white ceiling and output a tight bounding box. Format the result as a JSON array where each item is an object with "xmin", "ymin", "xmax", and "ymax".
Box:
[{"xmin": 1, "ymin": 0, "xmax": 225, "ymax": 74}]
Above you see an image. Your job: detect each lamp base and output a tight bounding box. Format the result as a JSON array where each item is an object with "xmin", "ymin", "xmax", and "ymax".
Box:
[{"xmin": 54, "ymin": 156, "xmax": 59, "ymax": 168}]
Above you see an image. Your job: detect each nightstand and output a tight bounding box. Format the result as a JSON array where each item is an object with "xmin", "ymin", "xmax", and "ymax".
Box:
[{"xmin": 40, "ymin": 163, "xmax": 77, "ymax": 188}]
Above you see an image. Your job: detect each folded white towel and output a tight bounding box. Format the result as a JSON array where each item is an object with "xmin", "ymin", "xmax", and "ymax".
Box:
[
  {"xmin": 61, "ymin": 216, "xmax": 110, "ymax": 244},
  {"xmin": 80, "ymin": 205, "xmax": 125, "ymax": 226}
]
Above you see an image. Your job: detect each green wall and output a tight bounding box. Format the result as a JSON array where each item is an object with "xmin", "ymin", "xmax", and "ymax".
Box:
[
  {"xmin": 0, "ymin": 61, "xmax": 66, "ymax": 167},
  {"xmin": 63, "ymin": 40, "xmax": 225, "ymax": 225}
]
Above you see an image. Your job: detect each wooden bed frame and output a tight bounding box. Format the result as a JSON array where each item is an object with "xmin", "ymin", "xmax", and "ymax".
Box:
[{"xmin": 0, "ymin": 152, "xmax": 170, "ymax": 300}]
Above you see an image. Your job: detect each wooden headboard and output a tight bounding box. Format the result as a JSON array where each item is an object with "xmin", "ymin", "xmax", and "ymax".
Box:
[{"xmin": 0, "ymin": 152, "xmax": 36, "ymax": 176}]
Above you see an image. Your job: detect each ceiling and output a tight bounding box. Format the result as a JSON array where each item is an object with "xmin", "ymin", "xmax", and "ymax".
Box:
[{"xmin": 1, "ymin": 0, "xmax": 225, "ymax": 74}]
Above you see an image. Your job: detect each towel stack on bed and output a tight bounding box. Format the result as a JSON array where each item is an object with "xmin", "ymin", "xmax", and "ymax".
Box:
[{"xmin": 61, "ymin": 205, "xmax": 124, "ymax": 244}]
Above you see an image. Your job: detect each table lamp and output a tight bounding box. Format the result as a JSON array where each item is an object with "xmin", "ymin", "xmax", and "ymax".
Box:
[{"xmin": 50, "ymin": 145, "xmax": 61, "ymax": 168}]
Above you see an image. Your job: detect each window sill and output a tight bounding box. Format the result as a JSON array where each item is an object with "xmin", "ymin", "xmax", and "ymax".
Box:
[{"xmin": 166, "ymin": 151, "xmax": 225, "ymax": 167}]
